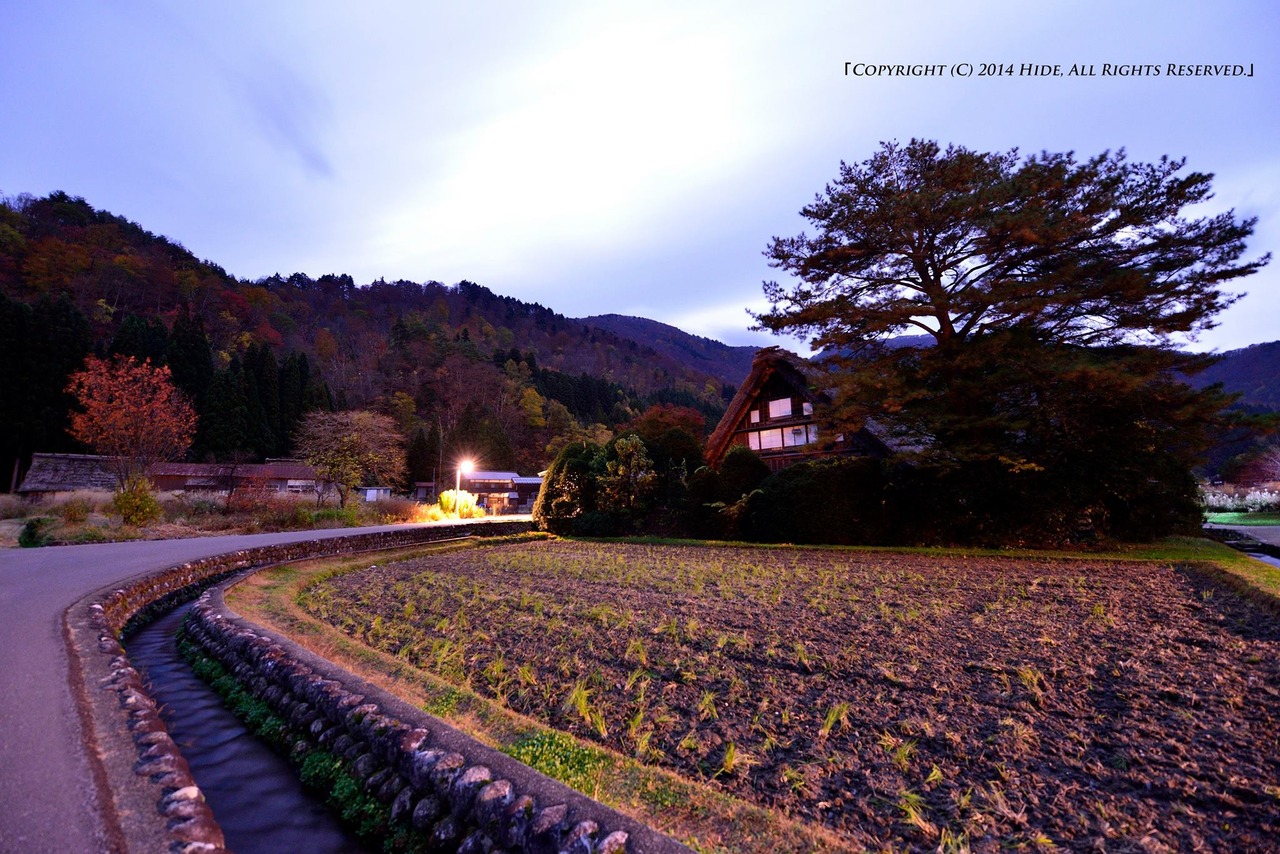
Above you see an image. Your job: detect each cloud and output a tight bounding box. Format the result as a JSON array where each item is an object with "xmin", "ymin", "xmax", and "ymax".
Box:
[{"xmin": 234, "ymin": 59, "xmax": 335, "ymax": 179}]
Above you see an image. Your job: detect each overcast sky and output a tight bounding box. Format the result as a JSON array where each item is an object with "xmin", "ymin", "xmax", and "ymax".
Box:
[{"xmin": 3, "ymin": 0, "xmax": 1276, "ymax": 354}]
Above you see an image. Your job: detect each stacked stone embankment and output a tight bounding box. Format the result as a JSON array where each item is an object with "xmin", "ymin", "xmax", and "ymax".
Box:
[
  {"xmin": 185, "ymin": 584, "xmax": 686, "ymax": 853},
  {"xmin": 66, "ymin": 521, "xmax": 534, "ymax": 853}
]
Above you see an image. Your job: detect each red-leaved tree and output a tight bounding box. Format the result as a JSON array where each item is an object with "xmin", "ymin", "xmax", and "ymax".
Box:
[{"xmin": 66, "ymin": 355, "xmax": 198, "ymax": 486}]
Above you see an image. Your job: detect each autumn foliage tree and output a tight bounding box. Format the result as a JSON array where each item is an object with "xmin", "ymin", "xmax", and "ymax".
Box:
[
  {"xmin": 294, "ymin": 410, "xmax": 406, "ymax": 507},
  {"xmin": 66, "ymin": 355, "xmax": 198, "ymax": 486}
]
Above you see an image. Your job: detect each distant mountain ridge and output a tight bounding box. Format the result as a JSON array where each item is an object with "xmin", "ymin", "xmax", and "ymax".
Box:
[
  {"xmin": 1189, "ymin": 340, "xmax": 1280, "ymax": 411},
  {"xmin": 577, "ymin": 314, "xmax": 759, "ymax": 386}
]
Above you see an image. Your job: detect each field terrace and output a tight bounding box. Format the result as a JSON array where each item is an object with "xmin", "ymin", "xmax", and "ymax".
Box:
[{"xmin": 292, "ymin": 539, "xmax": 1280, "ymax": 851}]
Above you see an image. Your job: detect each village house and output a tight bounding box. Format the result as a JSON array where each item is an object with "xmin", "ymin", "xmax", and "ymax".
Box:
[
  {"xmin": 460, "ymin": 470, "xmax": 543, "ymax": 514},
  {"xmin": 704, "ymin": 347, "xmax": 888, "ymax": 472}
]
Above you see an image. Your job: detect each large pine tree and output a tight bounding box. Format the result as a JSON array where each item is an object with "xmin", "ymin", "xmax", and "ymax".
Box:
[{"xmin": 755, "ymin": 140, "xmax": 1269, "ymax": 541}]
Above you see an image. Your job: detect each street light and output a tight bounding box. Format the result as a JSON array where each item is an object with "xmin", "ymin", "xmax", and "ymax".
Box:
[{"xmin": 456, "ymin": 458, "xmax": 474, "ymax": 496}]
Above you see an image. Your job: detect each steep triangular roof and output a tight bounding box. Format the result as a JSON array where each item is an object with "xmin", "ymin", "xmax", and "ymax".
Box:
[
  {"xmin": 705, "ymin": 347, "xmax": 892, "ymax": 467},
  {"xmin": 705, "ymin": 347, "xmax": 820, "ymax": 466}
]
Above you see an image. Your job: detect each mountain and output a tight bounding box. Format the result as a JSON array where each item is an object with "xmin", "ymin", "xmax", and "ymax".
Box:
[
  {"xmin": 4, "ymin": 190, "xmax": 1275, "ymax": 487},
  {"xmin": 577, "ymin": 314, "xmax": 759, "ymax": 386},
  {"xmin": 0, "ymin": 191, "xmax": 744, "ymax": 485},
  {"xmin": 1189, "ymin": 341, "xmax": 1280, "ymax": 411}
]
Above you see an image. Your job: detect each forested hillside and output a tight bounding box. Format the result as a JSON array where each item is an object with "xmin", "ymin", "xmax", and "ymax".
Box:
[
  {"xmin": 578, "ymin": 314, "xmax": 758, "ymax": 386},
  {"xmin": 1189, "ymin": 341, "xmax": 1280, "ymax": 411},
  {"xmin": 0, "ymin": 191, "xmax": 733, "ymax": 490}
]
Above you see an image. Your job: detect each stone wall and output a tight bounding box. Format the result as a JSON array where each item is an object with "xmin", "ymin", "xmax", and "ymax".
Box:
[
  {"xmin": 65, "ymin": 521, "xmax": 534, "ymax": 853},
  {"xmin": 184, "ymin": 585, "xmax": 687, "ymax": 853}
]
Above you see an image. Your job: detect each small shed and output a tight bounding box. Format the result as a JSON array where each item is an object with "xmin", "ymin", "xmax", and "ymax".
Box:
[{"xmin": 353, "ymin": 486, "xmax": 394, "ymax": 503}]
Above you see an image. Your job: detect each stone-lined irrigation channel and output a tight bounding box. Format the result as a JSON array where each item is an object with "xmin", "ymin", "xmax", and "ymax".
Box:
[
  {"xmin": 63, "ymin": 520, "xmax": 682, "ymax": 853},
  {"xmin": 128, "ymin": 602, "xmax": 366, "ymax": 853}
]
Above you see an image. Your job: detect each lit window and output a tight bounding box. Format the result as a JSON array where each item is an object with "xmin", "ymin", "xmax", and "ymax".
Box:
[
  {"xmin": 761, "ymin": 429, "xmax": 784, "ymax": 449},
  {"xmin": 802, "ymin": 401, "xmax": 814, "ymax": 416},
  {"xmin": 749, "ymin": 410, "xmax": 760, "ymax": 424},
  {"xmin": 785, "ymin": 425, "xmax": 818, "ymax": 447},
  {"xmin": 768, "ymin": 398, "xmax": 792, "ymax": 418}
]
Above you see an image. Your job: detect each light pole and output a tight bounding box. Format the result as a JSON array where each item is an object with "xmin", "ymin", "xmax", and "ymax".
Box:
[{"xmin": 456, "ymin": 458, "xmax": 474, "ymax": 497}]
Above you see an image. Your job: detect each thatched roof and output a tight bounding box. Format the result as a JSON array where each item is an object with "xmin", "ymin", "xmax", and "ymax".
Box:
[
  {"xmin": 704, "ymin": 347, "xmax": 888, "ymax": 468},
  {"xmin": 17, "ymin": 453, "xmax": 117, "ymax": 494}
]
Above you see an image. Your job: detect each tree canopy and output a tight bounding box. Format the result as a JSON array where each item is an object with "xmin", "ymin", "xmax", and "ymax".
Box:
[
  {"xmin": 754, "ymin": 140, "xmax": 1270, "ymax": 543},
  {"xmin": 294, "ymin": 410, "xmax": 406, "ymax": 507},
  {"xmin": 65, "ymin": 355, "xmax": 197, "ymax": 486},
  {"xmin": 756, "ymin": 139, "xmax": 1267, "ymax": 355}
]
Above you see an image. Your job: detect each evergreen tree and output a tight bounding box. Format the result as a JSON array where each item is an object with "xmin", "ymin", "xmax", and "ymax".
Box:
[
  {"xmin": 278, "ymin": 352, "xmax": 305, "ymax": 443},
  {"xmin": 198, "ymin": 368, "xmax": 251, "ymax": 460},
  {"xmin": 0, "ymin": 293, "xmax": 92, "ymax": 489},
  {"xmin": 406, "ymin": 426, "xmax": 434, "ymax": 489},
  {"xmin": 165, "ymin": 307, "xmax": 214, "ymax": 406},
  {"xmin": 756, "ymin": 139, "xmax": 1269, "ymax": 542},
  {"xmin": 109, "ymin": 314, "xmax": 168, "ymax": 364},
  {"xmin": 239, "ymin": 358, "xmax": 273, "ymax": 459},
  {"xmin": 246, "ymin": 344, "xmax": 282, "ymax": 456}
]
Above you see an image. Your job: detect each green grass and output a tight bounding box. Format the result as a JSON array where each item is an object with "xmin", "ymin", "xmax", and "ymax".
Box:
[
  {"xmin": 1206, "ymin": 512, "xmax": 1280, "ymax": 526},
  {"xmin": 583, "ymin": 532, "xmax": 1259, "ymax": 564},
  {"xmin": 501, "ymin": 730, "xmax": 610, "ymax": 795}
]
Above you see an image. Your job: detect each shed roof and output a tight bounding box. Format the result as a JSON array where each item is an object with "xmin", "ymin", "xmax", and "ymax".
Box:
[{"xmin": 466, "ymin": 471, "xmax": 520, "ymax": 481}]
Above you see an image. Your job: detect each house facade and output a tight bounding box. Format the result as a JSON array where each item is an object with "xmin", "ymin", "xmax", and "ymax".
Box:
[
  {"xmin": 704, "ymin": 347, "xmax": 886, "ymax": 472},
  {"xmin": 461, "ymin": 471, "xmax": 543, "ymax": 514}
]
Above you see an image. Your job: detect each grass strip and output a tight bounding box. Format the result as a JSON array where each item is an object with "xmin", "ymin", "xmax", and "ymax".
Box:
[{"xmin": 1205, "ymin": 511, "xmax": 1280, "ymax": 526}]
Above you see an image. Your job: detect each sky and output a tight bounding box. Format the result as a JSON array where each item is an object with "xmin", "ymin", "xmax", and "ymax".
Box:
[{"xmin": 2, "ymin": 0, "xmax": 1277, "ymax": 355}]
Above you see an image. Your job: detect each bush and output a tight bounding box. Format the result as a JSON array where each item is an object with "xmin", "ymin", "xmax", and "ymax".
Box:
[
  {"xmin": 438, "ymin": 489, "xmax": 485, "ymax": 519},
  {"xmin": 19, "ymin": 517, "xmax": 53, "ymax": 548},
  {"xmin": 311, "ymin": 505, "xmax": 359, "ymax": 527},
  {"xmin": 534, "ymin": 442, "xmax": 601, "ymax": 534},
  {"xmin": 419, "ymin": 504, "xmax": 447, "ymax": 522},
  {"xmin": 111, "ymin": 476, "xmax": 162, "ymax": 526},
  {"xmin": 742, "ymin": 457, "xmax": 890, "ymax": 545},
  {"xmin": 371, "ymin": 496, "xmax": 418, "ymax": 523},
  {"xmin": 1203, "ymin": 488, "xmax": 1280, "ymax": 513},
  {"xmin": 718, "ymin": 445, "xmax": 771, "ymax": 501},
  {"xmin": 59, "ymin": 497, "xmax": 92, "ymax": 525}
]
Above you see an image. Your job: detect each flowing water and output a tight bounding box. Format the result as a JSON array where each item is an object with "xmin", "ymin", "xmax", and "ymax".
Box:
[{"xmin": 128, "ymin": 603, "xmax": 367, "ymax": 854}]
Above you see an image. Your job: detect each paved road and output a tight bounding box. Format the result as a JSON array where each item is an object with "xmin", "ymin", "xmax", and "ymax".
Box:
[
  {"xmin": 0, "ymin": 525, "xmax": 431, "ymax": 854},
  {"xmin": 1223, "ymin": 524, "xmax": 1280, "ymax": 547}
]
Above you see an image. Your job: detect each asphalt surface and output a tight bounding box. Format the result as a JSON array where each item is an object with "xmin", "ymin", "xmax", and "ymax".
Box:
[
  {"xmin": 0, "ymin": 524, "xmax": 430, "ymax": 854},
  {"xmin": 1223, "ymin": 524, "xmax": 1280, "ymax": 547}
]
